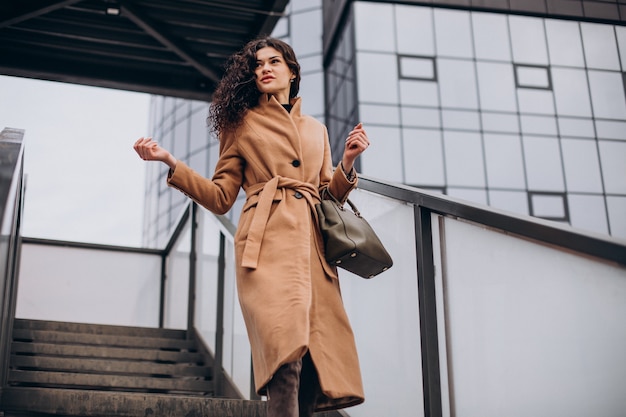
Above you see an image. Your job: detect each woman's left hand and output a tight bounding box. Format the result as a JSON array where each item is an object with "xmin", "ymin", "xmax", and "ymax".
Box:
[{"xmin": 342, "ymin": 122, "xmax": 370, "ymax": 173}]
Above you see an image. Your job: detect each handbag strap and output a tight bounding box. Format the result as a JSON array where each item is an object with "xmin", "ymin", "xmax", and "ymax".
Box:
[{"xmin": 322, "ymin": 188, "xmax": 362, "ymax": 218}]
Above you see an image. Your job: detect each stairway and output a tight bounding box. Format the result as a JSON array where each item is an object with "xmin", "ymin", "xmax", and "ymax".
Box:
[{"xmin": 0, "ymin": 318, "xmax": 266, "ymax": 416}]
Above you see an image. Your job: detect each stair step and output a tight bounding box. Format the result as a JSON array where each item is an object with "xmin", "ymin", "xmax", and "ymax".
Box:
[
  {"xmin": 12, "ymin": 341, "xmax": 206, "ymax": 363},
  {"xmin": 13, "ymin": 329, "xmax": 195, "ymax": 350},
  {"xmin": 13, "ymin": 318, "xmax": 187, "ymax": 339},
  {"xmin": 1, "ymin": 387, "xmax": 267, "ymax": 417},
  {"xmin": 10, "ymin": 355, "xmax": 212, "ymax": 378},
  {"xmin": 9, "ymin": 369, "xmax": 213, "ymax": 394}
]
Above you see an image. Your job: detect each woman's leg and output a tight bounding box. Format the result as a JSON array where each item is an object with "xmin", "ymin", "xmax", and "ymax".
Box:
[{"xmin": 266, "ymin": 359, "xmax": 302, "ymax": 417}]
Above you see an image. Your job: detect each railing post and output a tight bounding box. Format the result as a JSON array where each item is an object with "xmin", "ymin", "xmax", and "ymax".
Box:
[
  {"xmin": 187, "ymin": 203, "xmax": 198, "ymax": 338},
  {"xmin": 415, "ymin": 205, "xmax": 443, "ymax": 417},
  {"xmin": 214, "ymin": 232, "xmax": 226, "ymax": 396}
]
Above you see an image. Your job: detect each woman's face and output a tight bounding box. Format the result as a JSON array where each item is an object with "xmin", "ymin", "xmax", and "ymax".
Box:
[{"xmin": 254, "ymin": 46, "xmax": 294, "ymax": 104}]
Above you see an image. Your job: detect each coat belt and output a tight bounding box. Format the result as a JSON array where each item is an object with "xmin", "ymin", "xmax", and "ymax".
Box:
[{"xmin": 241, "ymin": 176, "xmax": 320, "ymax": 269}]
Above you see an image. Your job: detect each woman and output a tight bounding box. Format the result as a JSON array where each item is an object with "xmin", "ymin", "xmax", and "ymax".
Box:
[{"xmin": 134, "ymin": 37, "xmax": 369, "ymax": 416}]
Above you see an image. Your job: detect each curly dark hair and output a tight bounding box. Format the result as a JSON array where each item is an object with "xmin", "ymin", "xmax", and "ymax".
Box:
[{"xmin": 208, "ymin": 37, "xmax": 301, "ymax": 138}]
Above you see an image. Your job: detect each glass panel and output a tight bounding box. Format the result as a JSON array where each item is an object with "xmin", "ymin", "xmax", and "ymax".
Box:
[
  {"xmin": 446, "ymin": 187, "xmax": 488, "ymax": 205},
  {"xmin": 472, "ymin": 12, "xmax": 511, "ymax": 61},
  {"xmin": 598, "ymin": 140, "xmax": 626, "ymax": 194},
  {"xmin": 271, "ymin": 16, "xmax": 289, "ymax": 38},
  {"xmin": 360, "ymin": 126, "xmax": 404, "ymax": 182},
  {"xmin": 399, "ymin": 56, "xmax": 436, "ymax": 80},
  {"xmin": 434, "ymin": 8, "xmax": 473, "ymax": 58},
  {"xmin": 402, "ymin": 127, "xmax": 445, "ymax": 186},
  {"xmin": 520, "ymin": 115, "xmax": 557, "ymax": 135},
  {"xmin": 558, "ymin": 117, "xmax": 595, "ymax": 139},
  {"xmin": 438, "ymin": 58, "xmax": 479, "ymax": 109},
  {"xmin": 354, "ymin": 2, "xmax": 395, "ymax": 52},
  {"xmin": 516, "ymin": 66, "xmax": 550, "ymax": 88},
  {"xmin": 517, "ymin": 89, "xmax": 555, "ymax": 115},
  {"xmin": 545, "ymin": 19, "xmax": 585, "ymax": 67},
  {"xmin": 17, "ymin": 244, "xmax": 161, "ymax": 327},
  {"xmin": 357, "ymin": 52, "xmax": 398, "ymax": 104},
  {"xmin": 360, "ymin": 104, "xmax": 400, "ymax": 126},
  {"xmin": 443, "ymin": 131, "xmax": 486, "ymax": 187},
  {"xmin": 596, "ymin": 120, "xmax": 626, "ymax": 140},
  {"xmin": 523, "ymin": 136, "xmax": 565, "ymax": 191},
  {"xmin": 567, "ymin": 194, "xmax": 609, "ymax": 234},
  {"xmin": 438, "ymin": 216, "xmax": 626, "ymax": 415},
  {"xmin": 299, "ymin": 71, "xmax": 324, "ymax": 117},
  {"xmin": 509, "ymin": 15, "xmax": 549, "ymax": 65},
  {"xmin": 299, "ymin": 54, "xmax": 322, "ymax": 74},
  {"xmin": 441, "ymin": 110, "xmax": 480, "ymax": 131},
  {"xmin": 561, "ymin": 139, "xmax": 603, "ymax": 193},
  {"xmin": 581, "ymin": 23, "xmax": 620, "ymax": 71},
  {"xmin": 395, "ymin": 4, "xmax": 435, "ymax": 56},
  {"xmin": 401, "ymin": 106, "xmax": 441, "ymax": 128},
  {"xmin": 190, "ymin": 109, "xmax": 209, "ymax": 153},
  {"xmin": 616, "ymin": 26, "xmax": 626, "ymax": 70},
  {"xmin": 291, "ymin": 9, "xmax": 322, "ymax": 56},
  {"xmin": 606, "ymin": 196, "xmax": 626, "ymax": 239},
  {"xmin": 588, "ymin": 70, "xmax": 626, "ymax": 120},
  {"xmin": 399, "ymin": 79, "xmax": 439, "ymax": 107},
  {"xmin": 481, "ymin": 112, "xmax": 520, "ymax": 133},
  {"xmin": 552, "ymin": 68, "xmax": 592, "ymax": 117},
  {"xmin": 531, "ymin": 193, "xmax": 566, "ymax": 218},
  {"xmin": 488, "ymin": 190, "xmax": 529, "ymax": 216},
  {"xmin": 340, "ymin": 190, "xmax": 423, "ymax": 417},
  {"xmin": 476, "ymin": 62, "xmax": 517, "ymax": 112},
  {"xmin": 164, "ymin": 223, "xmax": 191, "ymax": 329},
  {"xmin": 483, "ymin": 133, "xmax": 526, "ymax": 189}
]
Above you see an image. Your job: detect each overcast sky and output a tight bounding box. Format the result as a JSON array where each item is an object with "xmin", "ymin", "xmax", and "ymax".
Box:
[{"xmin": 0, "ymin": 75, "xmax": 151, "ymax": 247}]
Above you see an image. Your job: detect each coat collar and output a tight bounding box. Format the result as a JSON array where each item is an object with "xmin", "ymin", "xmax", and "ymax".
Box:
[{"xmin": 256, "ymin": 93, "xmax": 302, "ymax": 118}]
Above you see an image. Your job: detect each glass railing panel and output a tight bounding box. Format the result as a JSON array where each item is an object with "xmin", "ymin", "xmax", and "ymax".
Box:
[
  {"xmin": 163, "ymin": 223, "xmax": 191, "ymax": 329},
  {"xmin": 17, "ymin": 243, "xmax": 161, "ymax": 327},
  {"xmin": 433, "ymin": 215, "xmax": 626, "ymax": 416},
  {"xmin": 339, "ymin": 189, "xmax": 424, "ymax": 417},
  {"xmin": 195, "ymin": 211, "xmax": 220, "ymax": 353}
]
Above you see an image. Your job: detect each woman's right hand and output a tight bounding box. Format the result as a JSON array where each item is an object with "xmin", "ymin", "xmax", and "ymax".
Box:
[{"xmin": 133, "ymin": 137, "xmax": 177, "ymax": 170}]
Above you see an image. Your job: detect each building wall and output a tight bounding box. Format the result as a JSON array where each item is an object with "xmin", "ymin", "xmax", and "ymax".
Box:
[
  {"xmin": 325, "ymin": 1, "xmax": 626, "ymax": 238},
  {"xmin": 142, "ymin": 0, "xmax": 626, "ymax": 247}
]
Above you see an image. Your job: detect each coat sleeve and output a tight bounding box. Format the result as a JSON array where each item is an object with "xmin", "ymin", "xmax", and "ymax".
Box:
[
  {"xmin": 167, "ymin": 129, "xmax": 244, "ymax": 215},
  {"xmin": 319, "ymin": 125, "xmax": 357, "ymax": 203}
]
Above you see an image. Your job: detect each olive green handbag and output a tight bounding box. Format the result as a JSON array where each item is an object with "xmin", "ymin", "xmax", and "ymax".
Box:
[{"xmin": 316, "ymin": 190, "xmax": 393, "ymax": 278}]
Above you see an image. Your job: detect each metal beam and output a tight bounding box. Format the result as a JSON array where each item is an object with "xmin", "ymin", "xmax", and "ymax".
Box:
[
  {"xmin": 0, "ymin": 0, "xmax": 83, "ymax": 29},
  {"xmin": 120, "ymin": 0, "xmax": 221, "ymax": 82}
]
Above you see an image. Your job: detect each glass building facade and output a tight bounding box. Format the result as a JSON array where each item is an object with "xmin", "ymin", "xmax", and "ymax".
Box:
[{"xmin": 142, "ymin": 0, "xmax": 626, "ymax": 246}]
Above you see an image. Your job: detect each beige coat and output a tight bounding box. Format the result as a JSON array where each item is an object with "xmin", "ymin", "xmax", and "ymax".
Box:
[{"xmin": 167, "ymin": 94, "xmax": 364, "ymax": 411}]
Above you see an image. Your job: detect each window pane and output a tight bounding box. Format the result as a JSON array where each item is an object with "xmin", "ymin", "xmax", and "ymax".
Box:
[
  {"xmin": 531, "ymin": 194, "xmax": 566, "ymax": 218},
  {"xmin": 558, "ymin": 117, "xmax": 595, "ymax": 139},
  {"xmin": 402, "ymin": 128, "xmax": 445, "ymax": 186},
  {"xmin": 399, "ymin": 56, "xmax": 436, "ymax": 80},
  {"xmin": 517, "ymin": 89, "xmax": 555, "ymax": 115},
  {"xmin": 552, "ymin": 68, "xmax": 592, "ymax": 117},
  {"xmin": 360, "ymin": 104, "xmax": 400, "ymax": 126},
  {"xmin": 395, "ymin": 5, "xmax": 434, "ymax": 56},
  {"xmin": 606, "ymin": 197, "xmax": 626, "ymax": 239},
  {"xmin": 568, "ymin": 194, "xmax": 609, "ymax": 235},
  {"xmin": 482, "ymin": 112, "xmax": 520, "ymax": 134},
  {"xmin": 581, "ymin": 23, "xmax": 620, "ymax": 71},
  {"xmin": 360, "ymin": 126, "xmax": 403, "ymax": 182},
  {"xmin": 516, "ymin": 66, "xmax": 551, "ymax": 88},
  {"xmin": 483, "ymin": 133, "xmax": 526, "ymax": 189},
  {"xmin": 545, "ymin": 20, "xmax": 584, "ymax": 67},
  {"xmin": 472, "ymin": 12, "xmax": 511, "ymax": 61},
  {"xmin": 476, "ymin": 62, "xmax": 517, "ymax": 112},
  {"xmin": 291, "ymin": 9, "xmax": 322, "ymax": 55},
  {"xmin": 598, "ymin": 140, "xmax": 626, "ymax": 194},
  {"xmin": 509, "ymin": 15, "xmax": 549, "ymax": 65},
  {"xmin": 588, "ymin": 70, "xmax": 626, "ymax": 120},
  {"xmin": 616, "ymin": 26, "xmax": 626, "ymax": 71},
  {"xmin": 442, "ymin": 110, "xmax": 480, "ymax": 131},
  {"xmin": 595, "ymin": 120, "xmax": 626, "ymax": 140},
  {"xmin": 438, "ymin": 59, "xmax": 478, "ymax": 109},
  {"xmin": 357, "ymin": 52, "xmax": 398, "ymax": 104},
  {"xmin": 401, "ymin": 106, "xmax": 441, "ymax": 128},
  {"xmin": 443, "ymin": 131, "xmax": 485, "ymax": 187},
  {"xmin": 489, "ymin": 190, "xmax": 529, "ymax": 216},
  {"xmin": 520, "ymin": 115, "xmax": 557, "ymax": 135},
  {"xmin": 523, "ymin": 136, "xmax": 565, "ymax": 191},
  {"xmin": 434, "ymin": 9, "xmax": 473, "ymax": 58},
  {"xmin": 354, "ymin": 2, "xmax": 395, "ymax": 52},
  {"xmin": 399, "ymin": 80, "xmax": 439, "ymax": 107},
  {"xmin": 561, "ymin": 139, "xmax": 603, "ymax": 193},
  {"xmin": 447, "ymin": 188, "xmax": 487, "ymax": 205}
]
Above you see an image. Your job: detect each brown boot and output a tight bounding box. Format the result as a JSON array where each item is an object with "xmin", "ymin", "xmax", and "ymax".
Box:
[
  {"xmin": 298, "ymin": 353, "xmax": 320, "ymax": 417},
  {"xmin": 266, "ymin": 359, "xmax": 302, "ymax": 417}
]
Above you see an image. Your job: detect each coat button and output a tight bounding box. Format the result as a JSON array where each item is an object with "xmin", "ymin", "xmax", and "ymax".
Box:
[
  {"xmin": 294, "ymin": 191, "xmax": 303, "ymax": 199},
  {"xmin": 292, "ymin": 159, "xmax": 301, "ymax": 167}
]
